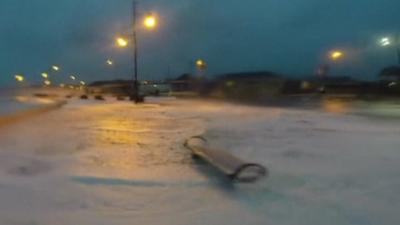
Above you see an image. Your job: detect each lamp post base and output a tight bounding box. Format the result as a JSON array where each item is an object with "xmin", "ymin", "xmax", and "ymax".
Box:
[{"xmin": 129, "ymin": 94, "xmax": 144, "ymax": 103}]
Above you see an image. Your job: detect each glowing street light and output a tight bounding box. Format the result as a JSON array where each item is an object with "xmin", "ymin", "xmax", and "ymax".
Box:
[
  {"xmin": 380, "ymin": 37, "xmax": 391, "ymax": 47},
  {"xmin": 144, "ymin": 14, "xmax": 157, "ymax": 29},
  {"xmin": 106, "ymin": 59, "xmax": 114, "ymax": 66},
  {"xmin": 330, "ymin": 50, "xmax": 344, "ymax": 61},
  {"xmin": 378, "ymin": 35, "xmax": 400, "ymax": 64},
  {"xmin": 80, "ymin": 81, "xmax": 86, "ymax": 86},
  {"xmin": 52, "ymin": 65, "xmax": 60, "ymax": 71},
  {"xmin": 196, "ymin": 59, "xmax": 207, "ymax": 71},
  {"xmin": 15, "ymin": 75, "xmax": 25, "ymax": 82},
  {"xmin": 41, "ymin": 73, "xmax": 49, "ymax": 79},
  {"xmin": 115, "ymin": 1, "xmax": 160, "ymax": 103},
  {"xmin": 116, "ymin": 37, "xmax": 128, "ymax": 47},
  {"xmin": 196, "ymin": 59, "xmax": 205, "ymax": 67},
  {"xmin": 70, "ymin": 75, "xmax": 76, "ymax": 81}
]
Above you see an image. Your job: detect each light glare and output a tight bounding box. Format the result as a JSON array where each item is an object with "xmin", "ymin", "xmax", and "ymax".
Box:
[
  {"xmin": 15, "ymin": 75, "xmax": 25, "ymax": 82},
  {"xmin": 330, "ymin": 51, "xmax": 344, "ymax": 60},
  {"xmin": 380, "ymin": 37, "xmax": 391, "ymax": 47},
  {"xmin": 116, "ymin": 37, "xmax": 128, "ymax": 47},
  {"xmin": 144, "ymin": 15, "xmax": 157, "ymax": 29}
]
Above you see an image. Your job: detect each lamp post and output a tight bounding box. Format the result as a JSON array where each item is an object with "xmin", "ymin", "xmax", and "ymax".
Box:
[
  {"xmin": 52, "ymin": 65, "xmax": 60, "ymax": 71},
  {"xmin": 132, "ymin": 0, "xmax": 139, "ymax": 102},
  {"xmin": 115, "ymin": 1, "xmax": 157, "ymax": 102},
  {"xmin": 316, "ymin": 50, "xmax": 345, "ymax": 78},
  {"xmin": 124, "ymin": 1, "xmax": 157, "ymax": 102}
]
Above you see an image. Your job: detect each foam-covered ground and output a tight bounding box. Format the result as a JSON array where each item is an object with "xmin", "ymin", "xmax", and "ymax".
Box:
[
  {"xmin": 0, "ymin": 97, "xmax": 399, "ymax": 225},
  {"xmin": 0, "ymin": 87, "xmax": 77, "ymax": 116}
]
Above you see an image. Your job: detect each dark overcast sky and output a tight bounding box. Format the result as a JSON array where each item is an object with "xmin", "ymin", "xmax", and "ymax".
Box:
[{"xmin": 1, "ymin": 0, "xmax": 400, "ymax": 86}]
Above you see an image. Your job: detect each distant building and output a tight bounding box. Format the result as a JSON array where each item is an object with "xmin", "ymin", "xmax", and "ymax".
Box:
[
  {"xmin": 87, "ymin": 80, "xmax": 133, "ymax": 96},
  {"xmin": 87, "ymin": 79, "xmax": 171, "ymax": 97},
  {"xmin": 282, "ymin": 76, "xmax": 372, "ymax": 96},
  {"xmin": 378, "ymin": 66, "xmax": 400, "ymax": 94},
  {"xmin": 379, "ymin": 66, "xmax": 400, "ymax": 82},
  {"xmin": 317, "ymin": 76, "xmax": 369, "ymax": 95},
  {"xmin": 210, "ymin": 71, "xmax": 285, "ymax": 100},
  {"xmin": 169, "ymin": 74, "xmax": 199, "ymax": 92}
]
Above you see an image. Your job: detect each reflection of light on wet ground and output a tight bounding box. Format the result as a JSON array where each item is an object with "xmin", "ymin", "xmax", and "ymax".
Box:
[
  {"xmin": 35, "ymin": 98, "xmax": 55, "ymax": 104},
  {"xmin": 322, "ymin": 99, "xmax": 350, "ymax": 114},
  {"xmin": 92, "ymin": 119, "xmax": 142, "ymax": 146},
  {"xmin": 15, "ymin": 96, "xmax": 55, "ymax": 105},
  {"xmin": 14, "ymin": 96, "xmax": 29, "ymax": 103}
]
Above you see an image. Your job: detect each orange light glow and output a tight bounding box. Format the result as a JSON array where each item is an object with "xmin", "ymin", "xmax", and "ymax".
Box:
[
  {"xmin": 323, "ymin": 99, "xmax": 349, "ymax": 114},
  {"xmin": 15, "ymin": 75, "xmax": 25, "ymax": 82},
  {"xmin": 330, "ymin": 51, "xmax": 344, "ymax": 61},
  {"xmin": 116, "ymin": 37, "xmax": 128, "ymax": 47},
  {"xmin": 144, "ymin": 15, "xmax": 157, "ymax": 29}
]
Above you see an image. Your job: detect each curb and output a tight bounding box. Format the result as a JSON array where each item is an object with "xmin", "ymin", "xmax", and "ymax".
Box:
[{"xmin": 0, "ymin": 100, "xmax": 67, "ymax": 128}]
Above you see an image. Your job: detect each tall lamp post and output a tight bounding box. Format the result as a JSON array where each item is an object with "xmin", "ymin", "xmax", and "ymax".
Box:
[
  {"xmin": 116, "ymin": 2, "xmax": 156, "ymax": 102},
  {"xmin": 132, "ymin": 1, "xmax": 139, "ymax": 102},
  {"xmin": 316, "ymin": 50, "xmax": 345, "ymax": 77},
  {"xmin": 119, "ymin": 1, "xmax": 157, "ymax": 103}
]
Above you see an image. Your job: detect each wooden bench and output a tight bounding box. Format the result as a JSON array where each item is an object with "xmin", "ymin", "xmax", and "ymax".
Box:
[{"xmin": 184, "ymin": 136, "xmax": 268, "ymax": 183}]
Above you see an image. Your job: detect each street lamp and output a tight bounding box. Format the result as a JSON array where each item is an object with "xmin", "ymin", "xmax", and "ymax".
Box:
[
  {"xmin": 41, "ymin": 73, "xmax": 49, "ymax": 79},
  {"xmin": 380, "ymin": 37, "xmax": 391, "ymax": 47},
  {"xmin": 70, "ymin": 75, "xmax": 76, "ymax": 81},
  {"xmin": 116, "ymin": 37, "xmax": 128, "ymax": 48},
  {"xmin": 15, "ymin": 75, "xmax": 25, "ymax": 82},
  {"xmin": 196, "ymin": 59, "xmax": 205, "ymax": 67},
  {"xmin": 378, "ymin": 35, "xmax": 400, "ymax": 64},
  {"xmin": 316, "ymin": 50, "xmax": 345, "ymax": 77},
  {"xmin": 127, "ymin": 1, "xmax": 158, "ymax": 103},
  {"xmin": 106, "ymin": 59, "xmax": 114, "ymax": 66},
  {"xmin": 330, "ymin": 50, "xmax": 344, "ymax": 61},
  {"xmin": 196, "ymin": 59, "xmax": 207, "ymax": 69},
  {"xmin": 52, "ymin": 65, "xmax": 60, "ymax": 71},
  {"xmin": 113, "ymin": 2, "xmax": 159, "ymax": 102},
  {"xmin": 144, "ymin": 14, "xmax": 157, "ymax": 29}
]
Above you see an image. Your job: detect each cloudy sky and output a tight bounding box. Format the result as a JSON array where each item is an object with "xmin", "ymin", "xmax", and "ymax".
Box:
[{"xmin": 1, "ymin": 0, "xmax": 400, "ymax": 86}]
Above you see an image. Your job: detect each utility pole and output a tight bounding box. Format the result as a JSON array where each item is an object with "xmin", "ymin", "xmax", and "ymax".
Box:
[{"xmin": 131, "ymin": 0, "xmax": 140, "ymax": 103}]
